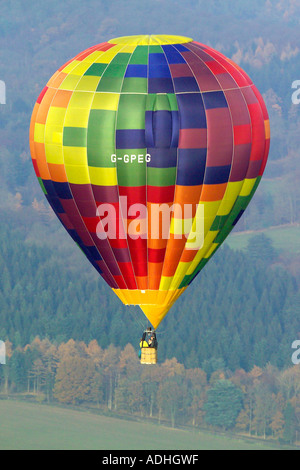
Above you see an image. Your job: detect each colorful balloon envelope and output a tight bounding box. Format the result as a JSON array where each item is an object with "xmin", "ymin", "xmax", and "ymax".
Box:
[{"xmin": 30, "ymin": 35, "xmax": 270, "ymax": 329}]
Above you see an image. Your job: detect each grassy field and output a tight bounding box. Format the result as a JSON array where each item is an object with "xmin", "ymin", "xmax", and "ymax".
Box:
[
  {"xmin": 226, "ymin": 224, "xmax": 300, "ymax": 255},
  {"xmin": 0, "ymin": 399, "xmax": 279, "ymax": 450}
]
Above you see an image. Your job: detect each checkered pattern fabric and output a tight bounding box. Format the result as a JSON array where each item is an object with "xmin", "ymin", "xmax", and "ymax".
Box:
[{"xmin": 30, "ymin": 35, "xmax": 270, "ymax": 328}]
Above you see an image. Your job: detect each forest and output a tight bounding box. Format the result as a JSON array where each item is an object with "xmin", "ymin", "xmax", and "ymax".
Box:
[
  {"xmin": 0, "ymin": 336, "xmax": 299, "ymax": 445},
  {"xmin": 0, "ymin": 222, "xmax": 298, "ymax": 371},
  {"xmin": 0, "ymin": 0, "xmax": 299, "ymax": 448}
]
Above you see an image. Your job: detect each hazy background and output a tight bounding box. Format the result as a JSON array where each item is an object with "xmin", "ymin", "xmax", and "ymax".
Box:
[
  {"xmin": 0, "ymin": 0, "xmax": 299, "ymax": 369},
  {"xmin": 0, "ymin": 0, "xmax": 299, "ymax": 449}
]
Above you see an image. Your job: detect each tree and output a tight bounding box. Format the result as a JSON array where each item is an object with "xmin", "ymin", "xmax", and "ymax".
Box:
[
  {"xmin": 203, "ymin": 380, "xmax": 243, "ymax": 430},
  {"xmin": 43, "ymin": 344, "xmax": 59, "ymax": 403},
  {"xmin": 236, "ymin": 405, "xmax": 252, "ymax": 434},
  {"xmin": 29, "ymin": 358, "xmax": 46, "ymax": 394},
  {"xmin": 252, "ymin": 385, "xmax": 276, "ymax": 439},
  {"xmin": 141, "ymin": 367, "xmax": 162, "ymax": 418},
  {"xmin": 270, "ymin": 411, "xmax": 284, "ymax": 439},
  {"xmin": 86, "ymin": 340, "xmax": 103, "ymax": 366},
  {"xmin": 246, "ymin": 234, "xmax": 276, "ymax": 265},
  {"xmin": 119, "ymin": 344, "xmax": 139, "ymax": 377},
  {"xmin": 90, "ymin": 369, "xmax": 104, "ymax": 408},
  {"xmin": 282, "ymin": 402, "xmax": 296, "ymax": 445},
  {"xmin": 157, "ymin": 375, "xmax": 188, "ymax": 428},
  {"xmin": 102, "ymin": 345, "xmax": 120, "ymax": 410},
  {"xmin": 278, "ymin": 367, "xmax": 300, "ymax": 401},
  {"xmin": 126, "ymin": 381, "xmax": 145, "ymax": 415},
  {"xmin": 53, "ymin": 356, "xmax": 96, "ymax": 405},
  {"xmin": 9, "ymin": 350, "xmax": 27, "ymax": 392},
  {"xmin": 186, "ymin": 368, "xmax": 207, "ymax": 426},
  {"xmin": 202, "ymin": 358, "xmax": 225, "ymax": 379}
]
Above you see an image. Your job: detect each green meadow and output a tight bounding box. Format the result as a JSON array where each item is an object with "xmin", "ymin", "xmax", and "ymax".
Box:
[
  {"xmin": 0, "ymin": 400, "xmax": 278, "ymax": 450},
  {"xmin": 226, "ymin": 225, "xmax": 300, "ymax": 254}
]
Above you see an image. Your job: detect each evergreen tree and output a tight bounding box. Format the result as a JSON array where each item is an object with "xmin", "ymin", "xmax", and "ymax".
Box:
[
  {"xmin": 282, "ymin": 402, "xmax": 296, "ymax": 445},
  {"xmin": 203, "ymin": 380, "xmax": 243, "ymax": 430},
  {"xmin": 246, "ymin": 234, "xmax": 276, "ymax": 265},
  {"xmin": 10, "ymin": 350, "xmax": 27, "ymax": 392}
]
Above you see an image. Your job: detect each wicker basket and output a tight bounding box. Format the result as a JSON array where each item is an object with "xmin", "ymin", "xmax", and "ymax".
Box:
[{"xmin": 140, "ymin": 348, "xmax": 157, "ymax": 365}]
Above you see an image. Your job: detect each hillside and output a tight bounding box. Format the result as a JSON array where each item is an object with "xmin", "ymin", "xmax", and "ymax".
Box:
[
  {"xmin": 0, "ymin": 0, "xmax": 298, "ymax": 364},
  {"xmin": 0, "ymin": 400, "xmax": 279, "ymax": 450},
  {"xmin": 0, "ymin": 221, "xmax": 298, "ymax": 371},
  {"xmin": 226, "ymin": 224, "xmax": 300, "ymax": 280}
]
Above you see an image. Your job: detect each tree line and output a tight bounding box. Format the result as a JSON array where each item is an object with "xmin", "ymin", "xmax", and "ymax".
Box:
[{"xmin": 0, "ymin": 336, "xmax": 299, "ymax": 445}]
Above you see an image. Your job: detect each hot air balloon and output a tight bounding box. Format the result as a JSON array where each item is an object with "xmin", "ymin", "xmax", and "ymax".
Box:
[{"xmin": 29, "ymin": 35, "xmax": 270, "ymax": 363}]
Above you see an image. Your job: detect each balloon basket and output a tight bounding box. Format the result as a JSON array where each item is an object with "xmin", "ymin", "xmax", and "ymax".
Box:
[{"xmin": 140, "ymin": 348, "xmax": 157, "ymax": 365}]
